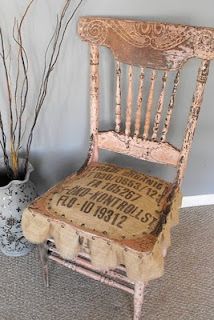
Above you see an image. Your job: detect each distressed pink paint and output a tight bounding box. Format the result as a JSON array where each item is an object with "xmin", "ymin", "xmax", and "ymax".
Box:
[{"xmin": 31, "ymin": 17, "xmax": 214, "ymax": 320}]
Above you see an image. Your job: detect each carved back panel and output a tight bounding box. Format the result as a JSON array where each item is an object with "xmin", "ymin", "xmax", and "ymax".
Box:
[{"xmin": 78, "ymin": 17, "xmax": 214, "ymax": 186}]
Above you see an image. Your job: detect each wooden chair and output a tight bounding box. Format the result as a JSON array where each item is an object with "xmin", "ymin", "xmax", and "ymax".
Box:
[{"xmin": 22, "ymin": 17, "xmax": 214, "ymax": 319}]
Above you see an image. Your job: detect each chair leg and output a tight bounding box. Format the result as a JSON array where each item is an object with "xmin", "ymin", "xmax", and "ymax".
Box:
[
  {"xmin": 133, "ymin": 282, "xmax": 145, "ymax": 320},
  {"xmin": 163, "ymin": 247, "xmax": 167, "ymax": 257},
  {"xmin": 38, "ymin": 243, "xmax": 49, "ymax": 288}
]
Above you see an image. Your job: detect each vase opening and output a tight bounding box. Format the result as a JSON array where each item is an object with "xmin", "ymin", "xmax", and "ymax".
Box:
[{"xmin": 0, "ymin": 170, "xmax": 26, "ymax": 187}]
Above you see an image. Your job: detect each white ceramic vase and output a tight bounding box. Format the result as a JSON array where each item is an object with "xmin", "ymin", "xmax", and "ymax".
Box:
[{"xmin": 0, "ymin": 158, "xmax": 37, "ymax": 256}]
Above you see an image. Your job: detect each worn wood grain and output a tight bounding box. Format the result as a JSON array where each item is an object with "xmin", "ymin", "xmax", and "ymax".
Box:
[
  {"xmin": 90, "ymin": 44, "xmax": 99, "ymax": 162},
  {"xmin": 115, "ymin": 61, "xmax": 122, "ymax": 133},
  {"xmin": 98, "ymin": 131, "xmax": 180, "ymax": 166},
  {"xmin": 49, "ymin": 253, "xmax": 134, "ymax": 294},
  {"xmin": 125, "ymin": 65, "xmax": 133, "ymax": 139},
  {"xmin": 134, "ymin": 68, "xmax": 144, "ymax": 139},
  {"xmin": 134, "ymin": 282, "xmax": 145, "ymax": 320},
  {"xmin": 161, "ymin": 70, "xmax": 180, "ymax": 142},
  {"xmin": 176, "ymin": 60, "xmax": 210, "ymax": 186},
  {"xmin": 152, "ymin": 71, "xmax": 168, "ymax": 141},
  {"xmin": 143, "ymin": 70, "xmax": 157, "ymax": 139}
]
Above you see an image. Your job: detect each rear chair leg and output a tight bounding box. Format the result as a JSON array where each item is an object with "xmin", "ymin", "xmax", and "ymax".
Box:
[
  {"xmin": 38, "ymin": 243, "xmax": 49, "ymax": 287},
  {"xmin": 133, "ymin": 282, "xmax": 145, "ymax": 320}
]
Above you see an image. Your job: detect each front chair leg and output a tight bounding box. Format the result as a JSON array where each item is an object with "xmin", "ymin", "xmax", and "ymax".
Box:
[
  {"xmin": 133, "ymin": 282, "xmax": 145, "ymax": 320},
  {"xmin": 38, "ymin": 243, "xmax": 49, "ymax": 288},
  {"xmin": 162, "ymin": 247, "xmax": 168, "ymax": 257}
]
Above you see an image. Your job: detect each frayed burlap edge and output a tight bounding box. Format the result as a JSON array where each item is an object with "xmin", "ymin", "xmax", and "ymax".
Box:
[{"xmin": 22, "ymin": 192, "xmax": 182, "ymax": 282}]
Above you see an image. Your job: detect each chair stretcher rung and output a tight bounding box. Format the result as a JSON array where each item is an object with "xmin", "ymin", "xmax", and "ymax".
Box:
[
  {"xmin": 49, "ymin": 253, "xmax": 134, "ymax": 294},
  {"xmin": 46, "ymin": 241, "xmax": 134, "ymax": 290},
  {"xmin": 47, "ymin": 240, "xmax": 128, "ymax": 275}
]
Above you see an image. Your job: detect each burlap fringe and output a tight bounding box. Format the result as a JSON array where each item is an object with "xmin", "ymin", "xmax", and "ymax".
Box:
[{"xmin": 22, "ymin": 192, "xmax": 181, "ymax": 282}]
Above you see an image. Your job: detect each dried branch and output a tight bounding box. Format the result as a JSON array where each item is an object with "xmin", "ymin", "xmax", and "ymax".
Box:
[
  {"xmin": 12, "ymin": 1, "xmax": 34, "ymax": 157},
  {"xmin": 0, "ymin": 0, "xmax": 84, "ymax": 181},
  {"xmin": 51, "ymin": 0, "xmax": 83, "ymax": 70},
  {"xmin": 0, "ymin": 112, "xmax": 13, "ymax": 179},
  {"xmin": 16, "ymin": 24, "xmax": 29, "ymax": 151},
  {"xmin": 12, "ymin": 19, "xmax": 21, "ymax": 137},
  {"xmin": 24, "ymin": 0, "xmax": 84, "ymax": 174},
  {"xmin": 0, "ymin": 28, "xmax": 14, "ymax": 138},
  {"xmin": 0, "ymin": 27, "xmax": 17, "ymax": 176}
]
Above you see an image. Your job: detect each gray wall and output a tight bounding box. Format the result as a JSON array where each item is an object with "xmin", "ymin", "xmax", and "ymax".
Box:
[{"xmin": 0, "ymin": 0, "xmax": 214, "ymax": 196}]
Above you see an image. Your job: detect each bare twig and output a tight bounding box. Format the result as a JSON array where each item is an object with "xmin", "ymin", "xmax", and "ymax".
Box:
[
  {"xmin": 0, "ymin": 0, "xmax": 84, "ymax": 181},
  {"xmin": 13, "ymin": 1, "xmax": 34, "ymax": 158},
  {"xmin": 0, "ymin": 28, "xmax": 13, "ymax": 138},
  {"xmin": 0, "ymin": 0, "xmax": 34, "ymax": 178},
  {"xmin": 51, "ymin": 0, "xmax": 83, "ymax": 70},
  {"xmin": 12, "ymin": 19, "xmax": 21, "ymax": 137},
  {"xmin": 0, "ymin": 27, "xmax": 17, "ymax": 176},
  {"xmin": 24, "ymin": 0, "xmax": 83, "ymax": 174},
  {"xmin": 0, "ymin": 112, "xmax": 14, "ymax": 179}
]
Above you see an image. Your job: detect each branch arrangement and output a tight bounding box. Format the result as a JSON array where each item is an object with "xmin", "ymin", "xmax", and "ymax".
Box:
[{"xmin": 0, "ymin": 0, "xmax": 84, "ymax": 181}]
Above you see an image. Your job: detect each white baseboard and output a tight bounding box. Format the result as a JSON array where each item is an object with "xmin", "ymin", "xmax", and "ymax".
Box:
[{"xmin": 181, "ymin": 194, "xmax": 214, "ymax": 208}]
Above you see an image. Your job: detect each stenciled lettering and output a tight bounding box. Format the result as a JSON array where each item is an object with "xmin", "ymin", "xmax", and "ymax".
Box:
[{"xmin": 65, "ymin": 186, "xmax": 91, "ymax": 197}]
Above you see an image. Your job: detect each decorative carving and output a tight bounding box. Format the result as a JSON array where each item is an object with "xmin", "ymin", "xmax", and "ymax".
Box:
[
  {"xmin": 79, "ymin": 17, "xmax": 214, "ymax": 69},
  {"xmin": 80, "ymin": 19, "xmax": 107, "ymax": 45},
  {"xmin": 194, "ymin": 30, "xmax": 214, "ymax": 58},
  {"xmin": 114, "ymin": 20, "xmax": 190, "ymax": 50}
]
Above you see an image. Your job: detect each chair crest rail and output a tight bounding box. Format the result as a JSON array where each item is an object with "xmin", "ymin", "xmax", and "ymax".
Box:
[{"xmin": 79, "ymin": 17, "xmax": 214, "ymax": 70}]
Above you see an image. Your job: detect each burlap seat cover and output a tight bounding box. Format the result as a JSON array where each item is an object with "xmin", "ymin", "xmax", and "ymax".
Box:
[{"xmin": 22, "ymin": 163, "xmax": 182, "ymax": 281}]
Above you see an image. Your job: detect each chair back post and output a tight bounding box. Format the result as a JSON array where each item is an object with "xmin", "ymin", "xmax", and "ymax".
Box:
[
  {"xmin": 89, "ymin": 44, "xmax": 99, "ymax": 163},
  {"xmin": 115, "ymin": 61, "xmax": 122, "ymax": 133},
  {"xmin": 176, "ymin": 59, "xmax": 210, "ymax": 187}
]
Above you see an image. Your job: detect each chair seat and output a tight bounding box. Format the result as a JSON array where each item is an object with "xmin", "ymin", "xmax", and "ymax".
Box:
[{"xmin": 22, "ymin": 163, "xmax": 182, "ymax": 281}]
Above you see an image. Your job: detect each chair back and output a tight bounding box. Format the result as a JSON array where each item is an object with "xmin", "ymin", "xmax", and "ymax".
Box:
[{"xmin": 78, "ymin": 17, "xmax": 214, "ymax": 186}]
